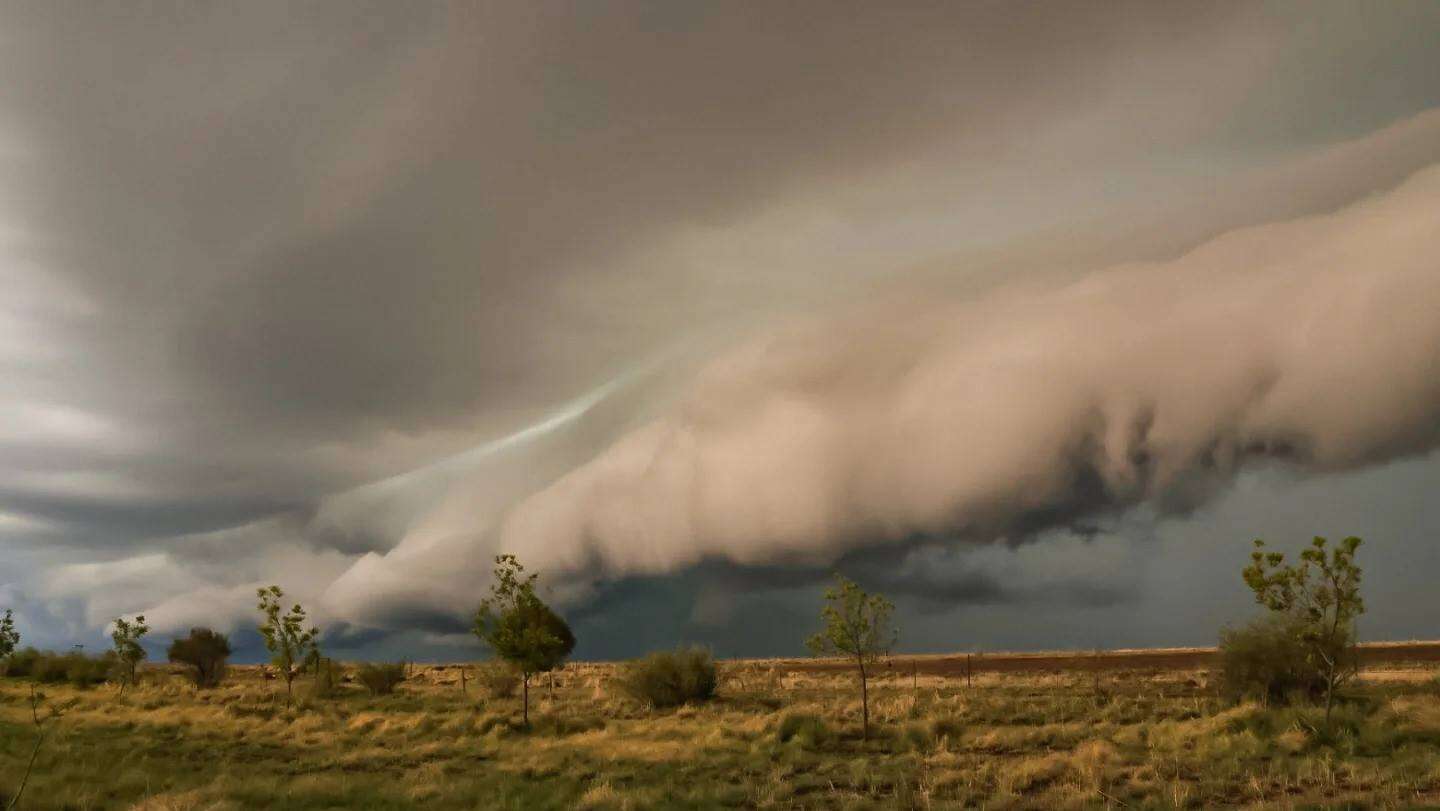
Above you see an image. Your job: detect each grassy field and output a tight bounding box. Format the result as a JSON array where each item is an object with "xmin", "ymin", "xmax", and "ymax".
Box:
[{"xmin": 5, "ymin": 650, "xmax": 1440, "ymax": 810}]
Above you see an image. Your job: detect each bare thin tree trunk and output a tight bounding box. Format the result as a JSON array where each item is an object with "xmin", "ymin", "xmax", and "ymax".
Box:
[
  {"xmin": 522, "ymin": 673, "xmax": 530, "ymax": 727},
  {"xmin": 9, "ymin": 690, "xmax": 49, "ymax": 811},
  {"xmin": 1324, "ymin": 659, "xmax": 1337, "ymax": 728},
  {"xmin": 6, "ymin": 730, "xmax": 44, "ymax": 811},
  {"xmin": 858, "ymin": 658, "xmax": 870, "ymax": 741}
]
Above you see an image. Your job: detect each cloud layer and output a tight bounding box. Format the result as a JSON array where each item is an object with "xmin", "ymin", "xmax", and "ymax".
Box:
[
  {"xmin": 3, "ymin": 2, "xmax": 1440, "ymax": 656},
  {"xmin": 501, "ymin": 163, "xmax": 1440, "ymax": 578}
]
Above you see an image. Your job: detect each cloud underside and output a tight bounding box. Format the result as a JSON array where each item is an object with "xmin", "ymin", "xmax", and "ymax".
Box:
[{"xmin": 48, "ymin": 156, "xmax": 1439, "ymax": 652}]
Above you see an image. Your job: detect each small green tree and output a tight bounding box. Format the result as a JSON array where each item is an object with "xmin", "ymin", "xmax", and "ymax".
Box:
[
  {"xmin": 0, "ymin": 609, "xmax": 19, "ymax": 671},
  {"xmin": 256, "ymin": 586, "xmax": 320, "ymax": 707},
  {"xmin": 807, "ymin": 573, "xmax": 896, "ymax": 740},
  {"xmin": 1242, "ymin": 536, "xmax": 1365, "ymax": 726},
  {"xmin": 473, "ymin": 555, "xmax": 575, "ymax": 727},
  {"xmin": 110, "ymin": 615, "xmax": 149, "ymax": 691}
]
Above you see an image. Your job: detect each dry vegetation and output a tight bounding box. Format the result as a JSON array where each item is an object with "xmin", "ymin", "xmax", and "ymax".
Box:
[{"xmin": 5, "ymin": 652, "xmax": 1440, "ymax": 810}]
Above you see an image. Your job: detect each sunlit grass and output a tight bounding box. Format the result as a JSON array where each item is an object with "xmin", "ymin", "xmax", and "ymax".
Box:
[{"xmin": 3, "ymin": 660, "xmax": 1440, "ymax": 808}]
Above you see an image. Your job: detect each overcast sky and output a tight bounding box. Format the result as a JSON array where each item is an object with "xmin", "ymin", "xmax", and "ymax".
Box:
[{"xmin": 2, "ymin": 1, "xmax": 1439, "ymax": 661}]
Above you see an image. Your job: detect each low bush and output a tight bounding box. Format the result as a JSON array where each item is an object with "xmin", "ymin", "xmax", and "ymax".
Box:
[
  {"xmin": 476, "ymin": 713, "xmax": 518, "ymax": 736},
  {"xmin": 309, "ymin": 658, "xmax": 345, "ymax": 699},
  {"xmin": 17, "ymin": 650, "xmax": 117, "ymax": 688},
  {"xmin": 929, "ymin": 716, "xmax": 965, "ymax": 743},
  {"xmin": 356, "ymin": 662, "xmax": 406, "ymax": 696},
  {"xmin": 776, "ymin": 712, "xmax": 833, "ymax": 749},
  {"xmin": 476, "ymin": 663, "xmax": 520, "ymax": 698},
  {"xmin": 531, "ymin": 713, "xmax": 607, "ymax": 736},
  {"xmin": 615, "ymin": 646, "xmax": 717, "ymax": 709},
  {"xmin": 1218, "ymin": 615, "xmax": 1330, "ymax": 703},
  {"xmin": 4, "ymin": 647, "xmax": 43, "ymax": 677},
  {"xmin": 167, "ymin": 627, "xmax": 232, "ymax": 688},
  {"xmin": 900, "ymin": 721, "xmax": 936, "ymax": 752}
]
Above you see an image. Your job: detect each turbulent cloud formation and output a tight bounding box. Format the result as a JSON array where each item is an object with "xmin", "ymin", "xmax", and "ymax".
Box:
[
  {"xmin": 502, "ymin": 164, "xmax": 1440, "ymax": 576},
  {"xmin": 2, "ymin": 2, "xmax": 1440, "ymax": 656}
]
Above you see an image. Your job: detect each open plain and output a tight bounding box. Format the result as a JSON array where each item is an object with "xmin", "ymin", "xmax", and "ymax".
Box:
[{"xmin": 6, "ymin": 644, "xmax": 1440, "ymax": 810}]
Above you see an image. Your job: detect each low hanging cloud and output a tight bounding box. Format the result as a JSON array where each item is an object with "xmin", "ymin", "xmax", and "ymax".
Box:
[
  {"xmin": 497, "ymin": 163, "xmax": 1440, "ymax": 584},
  {"xmin": 36, "ymin": 157, "xmax": 1440, "ymax": 654}
]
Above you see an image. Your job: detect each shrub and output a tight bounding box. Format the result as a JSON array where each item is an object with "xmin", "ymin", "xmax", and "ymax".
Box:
[
  {"xmin": 531, "ymin": 713, "xmax": 607, "ymax": 736},
  {"xmin": 929, "ymin": 716, "xmax": 965, "ymax": 743},
  {"xmin": 30, "ymin": 653, "xmax": 69, "ymax": 684},
  {"xmin": 476, "ymin": 713, "xmax": 517, "ymax": 736},
  {"xmin": 309, "ymin": 658, "xmax": 345, "ymax": 699},
  {"xmin": 476, "ymin": 662, "xmax": 520, "ymax": 698},
  {"xmin": 776, "ymin": 713, "xmax": 833, "ymax": 749},
  {"xmin": 1242, "ymin": 536, "xmax": 1365, "ymax": 726},
  {"xmin": 356, "ymin": 662, "xmax": 407, "ymax": 696},
  {"xmin": 22, "ymin": 650, "xmax": 115, "ymax": 688},
  {"xmin": 1218, "ymin": 615, "xmax": 1329, "ymax": 703},
  {"xmin": 5, "ymin": 647, "xmax": 42, "ymax": 678},
  {"xmin": 900, "ymin": 721, "xmax": 936, "ymax": 753},
  {"xmin": 167, "ymin": 627, "xmax": 232, "ymax": 688},
  {"xmin": 615, "ymin": 647, "xmax": 717, "ymax": 709}
]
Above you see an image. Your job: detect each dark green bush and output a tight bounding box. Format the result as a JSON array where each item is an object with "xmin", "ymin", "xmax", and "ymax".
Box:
[
  {"xmin": 17, "ymin": 650, "xmax": 116, "ymax": 688},
  {"xmin": 4, "ymin": 647, "xmax": 42, "ymax": 677},
  {"xmin": 356, "ymin": 662, "xmax": 407, "ymax": 696},
  {"xmin": 616, "ymin": 647, "xmax": 717, "ymax": 709},
  {"xmin": 1218, "ymin": 615, "xmax": 1338, "ymax": 703},
  {"xmin": 167, "ymin": 627, "xmax": 232, "ymax": 688}
]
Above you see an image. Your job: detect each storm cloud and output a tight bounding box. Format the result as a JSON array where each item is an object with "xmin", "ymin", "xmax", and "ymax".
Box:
[
  {"xmin": 502, "ymin": 163, "xmax": 1440, "ymax": 575},
  {"xmin": 3, "ymin": 1, "xmax": 1440, "ymax": 656}
]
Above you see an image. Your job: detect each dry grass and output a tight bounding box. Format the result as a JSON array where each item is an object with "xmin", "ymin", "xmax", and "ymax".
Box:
[{"xmin": 3, "ymin": 658, "xmax": 1440, "ymax": 808}]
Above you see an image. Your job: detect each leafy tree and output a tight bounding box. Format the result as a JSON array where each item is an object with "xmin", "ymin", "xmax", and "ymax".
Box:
[
  {"xmin": 0, "ymin": 609, "xmax": 19, "ymax": 669},
  {"xmin": 256, "ymin": 586, "xmax": 320, "ymax": 707},
  {"xmin": 167, "ymin": 627, "xmax": 232, "ymax": 688},
  {"xmin": 110, "ymin": 615, "xmax": 149, "ymax": 691},
  {"xmin": 806, "ymin": 573, "xmax": 896, "ymax": 740},
  {"xmin": 473, "ymin": 555, "xmax": 575, "ymax": 726},
  {"xmin": 1242, "ymin": 536, "xmax": 1365, "ymax": 726}
]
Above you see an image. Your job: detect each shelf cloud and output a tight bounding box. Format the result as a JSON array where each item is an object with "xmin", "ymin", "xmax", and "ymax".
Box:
[{"xmin": 3, "ymin": 1, "xmax": 1440, "ymax": 656}]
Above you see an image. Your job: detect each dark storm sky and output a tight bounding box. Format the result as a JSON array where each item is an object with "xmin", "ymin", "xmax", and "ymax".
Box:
[{"xmin": 2, "ymin": 1, "xmax": 1439, "ymax": 660}]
